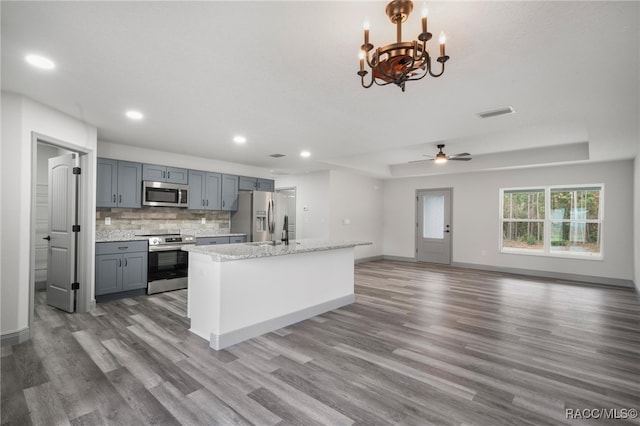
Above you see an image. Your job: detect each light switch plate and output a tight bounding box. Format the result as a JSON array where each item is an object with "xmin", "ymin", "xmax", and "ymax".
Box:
[
  {"xmin": 201, "ymin": 218, "xmax": 206, "ymax": 224},
  {"xmin": 105, "ymin": 217, "xmax": 111, "ymax": 225}
]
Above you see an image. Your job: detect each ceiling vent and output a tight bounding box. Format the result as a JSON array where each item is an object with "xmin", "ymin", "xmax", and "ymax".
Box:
[
  {"xmin": 477, "ymin": 105, "xmax": 515, "ymax": 119},
  {"xmin": 269, "ymin": 153, "xmax": 286, "ymax": 158}
]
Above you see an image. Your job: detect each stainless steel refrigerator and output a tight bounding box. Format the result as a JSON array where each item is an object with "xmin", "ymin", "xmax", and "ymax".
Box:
[{"xmin": 230, "ymin": 191, "xmax": 275, "ymax": 242}]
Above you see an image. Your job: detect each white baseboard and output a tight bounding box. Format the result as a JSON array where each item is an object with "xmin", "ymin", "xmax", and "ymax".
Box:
[
  {"xmin": 210, "ymin": 294, "xmax": 355, "ymax": 350},
  {"xmin": 1, "ymin": 327, "xmax": 30, "ymax": 347}
]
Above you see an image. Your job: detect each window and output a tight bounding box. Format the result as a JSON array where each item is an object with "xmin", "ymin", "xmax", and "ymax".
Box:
[{"xmin": 500, "ymin": 185, "xmax": 603, "ymax": 258}]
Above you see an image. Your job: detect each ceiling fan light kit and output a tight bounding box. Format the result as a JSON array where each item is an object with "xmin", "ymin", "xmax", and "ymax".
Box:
[
  {"xmin": 357, "ymin": 0, "xmax": 449, "ymax": 92},
  {"xmin": 410, "ymin": 144, "xmax": 472, "ymax": 165}
]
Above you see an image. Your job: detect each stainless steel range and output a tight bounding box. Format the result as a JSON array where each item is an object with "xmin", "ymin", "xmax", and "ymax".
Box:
[{"xmin": 140, "ymin": 233, "xmax": 196, "ymax": 294}]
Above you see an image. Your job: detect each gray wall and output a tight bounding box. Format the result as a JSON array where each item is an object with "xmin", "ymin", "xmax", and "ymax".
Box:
[{"xmin": 383, "ymin": 160, "xmax": 635, "ymax": 283}]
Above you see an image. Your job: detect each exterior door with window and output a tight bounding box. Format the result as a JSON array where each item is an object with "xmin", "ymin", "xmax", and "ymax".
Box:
[{"xmin": 416, "ymin": 188, "xmax": 452, "ymax": 264}]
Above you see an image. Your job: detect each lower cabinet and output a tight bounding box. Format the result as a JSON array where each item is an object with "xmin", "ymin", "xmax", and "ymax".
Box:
[
  {"xmin": 196, "ymin": 236, "xmax": 230, "ymax": 245},
  {"xmin": 96, "ymin": 241, "xmax": 148, "ymax": 298},
  {"xmin": 196, "ymin": 235, "xmax": 247, "ymax": 245}
]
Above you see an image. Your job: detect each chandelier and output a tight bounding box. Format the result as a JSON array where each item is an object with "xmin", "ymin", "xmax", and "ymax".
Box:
[{"xmin": 357, "ymin": 0, "xmax": 449, "ymax": 92}]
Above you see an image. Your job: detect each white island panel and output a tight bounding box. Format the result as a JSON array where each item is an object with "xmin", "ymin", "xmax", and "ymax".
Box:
[{"xmin": 187, "ymin": 245, "xmax": 357, "ymax": 350}]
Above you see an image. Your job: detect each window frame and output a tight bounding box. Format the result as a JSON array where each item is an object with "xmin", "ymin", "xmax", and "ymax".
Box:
[{"xmin": 499, "ymin": 184, "xmax": 604, "ymax": 260}]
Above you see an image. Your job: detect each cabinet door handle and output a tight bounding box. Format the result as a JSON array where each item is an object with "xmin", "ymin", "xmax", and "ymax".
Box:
[
  {"xmin": 202, "ymin": 199, "xmax": 205, "ymax": 206},
  {"xmin": 222, "ymin": 200, "xmax": 225, "ymax": 208},
  {"xmin": 163, "ymin": 171, "xmax": 166, "ymax": 179},
  {"xmin": 167, "ymin": 171, "xmax": 170, "ymax": 179},
  {"xmin": 113, "ymin": 194, "xmax": 116, "ymax": 203},
  {"xmin": 119, "ymin": 195, "xmax": 122, "ymax": 203},
  {"xmin": 124, "ymin": 258, "xmax": 128, "ymax": 267},
  {"xmin": 118, "ymin": 258, "xmax": 122, "ymax": 267},
  {"xmin": 206, "ymin": 200, "xmax": 209, "ymax": 206},
  {"xmin": 118, "ymin": 246, "xmax": 128, "ymax": 250}
]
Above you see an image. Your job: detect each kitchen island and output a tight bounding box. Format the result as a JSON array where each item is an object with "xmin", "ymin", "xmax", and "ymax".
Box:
[{"xmin": 182, "ymin": 240, "xmax": 370, "ymax": 350}]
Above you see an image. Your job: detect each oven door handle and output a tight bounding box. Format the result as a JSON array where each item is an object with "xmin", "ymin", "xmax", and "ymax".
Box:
[{"xmin": 148, "ymin": 244, "xmax": 195, "ymax": 252}]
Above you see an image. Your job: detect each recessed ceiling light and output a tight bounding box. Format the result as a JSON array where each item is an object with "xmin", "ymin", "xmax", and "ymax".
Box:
[
  {"xmin": 25, "ymin": 54, "xmax": 55, "ymax": 70},
  {"xmin": 300, "ymin": 150, "xmax": 311, "ymax": 158},
  {"xmin": 233, "ymin": 135, "xmax": 247, "ymax": 144},
  {"xmin": 125, "ymin": 110, "xmax": 144, "ymax": 120}
]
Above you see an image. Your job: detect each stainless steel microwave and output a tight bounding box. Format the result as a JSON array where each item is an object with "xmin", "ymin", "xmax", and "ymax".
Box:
[{"xmin": 142, "ymin": 181, "xmax": 189, "ymax": 208}]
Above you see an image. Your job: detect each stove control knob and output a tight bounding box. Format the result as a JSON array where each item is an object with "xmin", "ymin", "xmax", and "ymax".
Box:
[{"xmin": 151, "ymin": 238, "xmax": 160, "ymax": 245}]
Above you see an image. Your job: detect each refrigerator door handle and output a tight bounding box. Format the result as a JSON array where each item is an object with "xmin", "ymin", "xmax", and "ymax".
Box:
[{"xmin": 267, "ymin": 199, "xmax": 275, "ymax": 237}]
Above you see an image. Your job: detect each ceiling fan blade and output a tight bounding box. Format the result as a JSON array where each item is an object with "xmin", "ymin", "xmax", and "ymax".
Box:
[
  {"xmin": 449, "ymin": 157, "xmax": 472, "ymax": 161},
  {"xmin": 408, "ymin": 159, "xmax": 431, "ymax": 164},
  {"xmin": 449, "ymin": 152, "xmax": 471, "ymax": 158},
  {"xmin": 421, "ymin": 154, "xmax": 436, "ymax": 158}
]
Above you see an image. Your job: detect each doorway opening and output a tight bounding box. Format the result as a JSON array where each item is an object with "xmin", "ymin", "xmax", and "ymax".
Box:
[
  {"xmin": 275, "ymin": 187, "xmax": 296, "ymax": 241},
  {"xmin": 30, "ymin": 134, "xmax": 94, "ymax": 328},
  {"xmin": 416, "ymin": 188, "xmax": 452, "ymax": 264}
]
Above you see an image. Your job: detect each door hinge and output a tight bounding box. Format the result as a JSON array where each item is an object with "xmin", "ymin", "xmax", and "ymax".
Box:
[
  {"xmin": 73, "ymin": 167, "xmax": 81, "ymax": 175},
  {"xmin": 72, "ymin": 225, "xmax": 81, "ymax": 232},
  {"xmin": 71, "ymin": 282, "xmax": 80, "ymax": 290}
]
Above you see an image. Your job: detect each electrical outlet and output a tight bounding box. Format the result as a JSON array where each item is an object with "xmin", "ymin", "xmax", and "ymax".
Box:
[
  {"xmin": 105, "ymin": 217, "xmax": 111, "ymax": 225},
  {"xmin": 303, "ymin": 205, "xmax": 309, "ymax": 211},
  {"xmin": 201, "ymin": 218, "xmax": 206, "ymax": 224}
]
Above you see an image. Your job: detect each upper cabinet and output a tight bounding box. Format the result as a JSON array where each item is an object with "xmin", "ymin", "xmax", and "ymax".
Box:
[
  {"xmin": 221, "ymin": 174, "xmax": 239, "ymax": 211},
  {"xmin": 238, "ymin": 176, "xmax": 275, "ymax": 192},
  {"xmin": 189, "ymin": 172, "xmax": 238, "ymax": 211},
  {"xmin": 97, "ymin": 158, "xmax": 142, "ymax": 208},
  {"xmin": 188, "ymin": 170, "xmax": 221, "ymax": 210},
  {"xmin": 142, "ymin": 164, "xmax": 188, "ymax": 184}
]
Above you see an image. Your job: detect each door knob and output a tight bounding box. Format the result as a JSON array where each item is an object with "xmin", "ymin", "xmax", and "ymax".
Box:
[{"xmin": 43, "ymin": 236, "xmax": 51, "ymax": 241}]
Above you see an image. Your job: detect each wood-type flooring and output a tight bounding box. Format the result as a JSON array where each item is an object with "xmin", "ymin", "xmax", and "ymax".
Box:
[{"xmin": 2, "ymin": 260, "xmax": 640, "ymax": 425}]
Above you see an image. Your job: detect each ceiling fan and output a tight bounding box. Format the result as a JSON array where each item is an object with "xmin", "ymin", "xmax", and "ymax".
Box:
[{"xmin": 411, "ymin": 144, "xmax": 472, "ymax": 164}]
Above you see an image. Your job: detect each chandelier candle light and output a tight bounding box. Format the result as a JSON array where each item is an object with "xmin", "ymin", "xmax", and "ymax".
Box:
[{"xmin": 357, "ymin": 0, "xmax": 449, "ymax": 92}]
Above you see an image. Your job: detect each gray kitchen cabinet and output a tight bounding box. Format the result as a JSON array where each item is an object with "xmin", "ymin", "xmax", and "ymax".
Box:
[
  {"xmin": 188, "ymin": 170, "xmax": 221, "ymax": 210},
  {"xmin": 96, "ymin": 158, "xmax": 118, "ymax": 207},
  {"xmin": 221, "ymin": 174, "xmax": 239, "ymax": 211},
  {"xmin": 196, "ymin": 236, "xmax": 230, "ymax": 245},
  {"xmin": 95, "ymin": 241, "xmax": 148, "ymax": 297},
  {"xmin": 96, "ymin": 158, "xmax": 142, "ymax": 208},
  {"xmin": 196, "ymin": 235, "xmax": 247, "ymax": 245},
  {"xmin": 238, "ymin": 176, "xmax": 274, "ymax": 192},
  {"xmin": 142, "ymin": 163, "xmax": 188, "ymax": 184},
  {"xmin": 257, "ymin": 178, "xmax": 275, "ymax": 192}
]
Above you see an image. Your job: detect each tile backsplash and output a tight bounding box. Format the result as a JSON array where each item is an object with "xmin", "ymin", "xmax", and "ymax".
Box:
[{"xmin": 96, "ymin": 207, "xmax": 230, "ymax": 233}]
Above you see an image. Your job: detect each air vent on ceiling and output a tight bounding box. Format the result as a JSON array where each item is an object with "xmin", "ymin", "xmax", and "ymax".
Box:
[
  {"xmin": 477, "ymin": 105, "xmax": 516, "ymax": 119},
  {"xmin": 269, "ymin": 153, "xmax": 286, "ymax": 158}
]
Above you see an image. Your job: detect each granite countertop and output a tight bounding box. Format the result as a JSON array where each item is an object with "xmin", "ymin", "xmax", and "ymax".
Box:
[
  {"xmin": 95, "ymin": 229, "xmax": 246, "ymax": 242},
  {"xmin": 182, "ymin": 239, "xmax": 372, "ymax": 262}
]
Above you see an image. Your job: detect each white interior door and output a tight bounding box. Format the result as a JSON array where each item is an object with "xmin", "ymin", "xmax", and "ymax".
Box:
[
  {"xmin": 47, "ymin": 153, "xmax": 78, "ymax": 312},
  {"xmin": 416, "ymin": 188, "xmax": 452, "ymax": 264}
]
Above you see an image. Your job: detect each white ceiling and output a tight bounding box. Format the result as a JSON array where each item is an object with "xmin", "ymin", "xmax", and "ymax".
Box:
[{"xmin": 2, "ymin": 1, "xmax": 638, "ymax": 178}]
